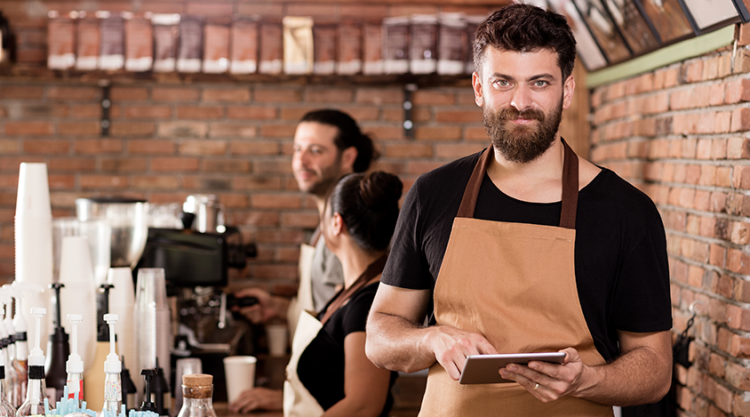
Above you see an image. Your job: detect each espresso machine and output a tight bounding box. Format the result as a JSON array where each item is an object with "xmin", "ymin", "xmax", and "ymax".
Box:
[{"xmin": 133, "ymin": 194, "xmax": 257, "ymax": 401}]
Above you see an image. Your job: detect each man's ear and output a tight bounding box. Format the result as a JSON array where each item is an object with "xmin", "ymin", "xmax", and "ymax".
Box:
[
  {"xmin": 341, "ymin": 146, "xmax": 358, "ymax": 172},
  {"xmin": 472, "ymin": 71, "xmax": 484, "ymax": 107},
  {"xmin": 562, "ymin": 74, "xmax": 575, "ymax": 110}
]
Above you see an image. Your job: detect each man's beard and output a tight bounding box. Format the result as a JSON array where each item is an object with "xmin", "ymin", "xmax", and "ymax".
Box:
[
  {"xmin": 298, "ymin": 155, "xmax": 343, "ymax": 197},
  {"xmin": 483, "ymin": 98, "xmax": 563, "ymax": 163}
]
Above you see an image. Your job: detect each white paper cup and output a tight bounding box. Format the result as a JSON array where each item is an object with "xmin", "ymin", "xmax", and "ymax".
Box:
[
  {"xmin": 223, "ymin": 356, "xmax": 257, "ymax": 404},
  {"xmin": 266, "ymin": 324, "xmax": 288, "ymax": 357},
  {"xmin": 16, "ymin": 163, "xmax": 51, "ymax": 218}
]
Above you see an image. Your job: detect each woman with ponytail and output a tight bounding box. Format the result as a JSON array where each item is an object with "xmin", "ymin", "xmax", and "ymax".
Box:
[{"xmin": 283, "ymin": 171, "xmax": 402, "ymax": 417}]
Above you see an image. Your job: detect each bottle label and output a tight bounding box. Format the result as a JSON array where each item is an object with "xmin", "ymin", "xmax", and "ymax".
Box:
[
  {"xmin": 105, "ymin": 379, "xmax": 121, "ymax": 400},
  {"xmin": 66, "ymin": 379, "xmax": 84, "ymax": 400}
]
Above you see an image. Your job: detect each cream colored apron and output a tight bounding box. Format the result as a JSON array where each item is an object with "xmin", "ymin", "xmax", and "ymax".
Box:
[
  {"xmin": 287, "ymin": 232, "xmax": 319, "ymax": 340},
  {"xmin": 418, "ymin": 141, "xmax": 613, "ymax": 416},
  {"xmin": 284, "ymin": 255, "xmax": 388, "ymax": 417}
]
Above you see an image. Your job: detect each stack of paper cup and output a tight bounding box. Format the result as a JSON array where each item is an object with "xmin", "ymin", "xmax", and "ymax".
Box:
[
  {"xmin": 14, "ymin": 163, "xmax": 54, "ymax": 355},
  {"xmin": 57, "ymin": 236, "xmax": 97, "ymax": 373},
  {"xmin": 133, "ymin": 268, "xmax": 171, "ymax": 402},
  {"xmin": 108, "ymin": 267, "xmax": 135, "ymax": 376}
]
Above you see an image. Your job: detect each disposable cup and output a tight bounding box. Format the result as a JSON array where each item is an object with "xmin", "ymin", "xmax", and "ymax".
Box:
[
  {"xmin": 16, "ymin": 163, "xmax": 51, "ymax": 218},
  {"xmin": 266, "ymin": 324, "xmax": 288, "ymax": 357},
  {"xmin": 223, "ymin": 356, "xmax": 257, "ymax": 404}
]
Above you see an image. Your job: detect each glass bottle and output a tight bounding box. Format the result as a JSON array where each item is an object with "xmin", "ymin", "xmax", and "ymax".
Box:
[
  {"xmin": 16, "ymin": 365, "xmax": 53, "ymax": 417},
  {"xmin": 0, "ymin": 365, "xmax": 17, "ymax": 416},
  {"xmin": 176, "ymin": 374, "xmax": 216, "ymax": 417}
]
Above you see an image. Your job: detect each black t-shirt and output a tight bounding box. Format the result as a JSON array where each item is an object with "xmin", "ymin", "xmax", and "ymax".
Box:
[
  {"xmin": 381, "ymin": 150, "xmax": 672, "ymax": 362},
  {"xmin": 297, "ymin": 282, "xmax": 398, "ymax": 416}
]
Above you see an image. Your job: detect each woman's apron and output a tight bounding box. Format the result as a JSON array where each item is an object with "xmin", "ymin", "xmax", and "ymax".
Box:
[
  {"xmin": 287, "ymin": 231, "xmax": 320, "ymax": 340},
  {"xmin": 284, "ymin": 254, "xmax": 388, "ymax": 417},
  {"xmin": 418, "ymin": 141, "xmax": 613, "ymax": 417}
]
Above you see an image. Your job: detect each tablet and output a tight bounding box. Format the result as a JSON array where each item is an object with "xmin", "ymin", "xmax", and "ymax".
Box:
[{"xmin": 458, "ymin": 352, "xmax": 566, "ymax": 385}]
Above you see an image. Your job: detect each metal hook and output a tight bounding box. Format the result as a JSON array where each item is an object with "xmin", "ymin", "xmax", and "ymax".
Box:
[{"xmin": 689, "ymin": 300, "xmax": 705, "ymax": 317}]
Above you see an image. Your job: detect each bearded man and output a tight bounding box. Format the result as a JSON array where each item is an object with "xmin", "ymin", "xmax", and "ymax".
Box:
[{"xmin": 365, "ymin": 4, "xmax": 672, "ymax": 416}]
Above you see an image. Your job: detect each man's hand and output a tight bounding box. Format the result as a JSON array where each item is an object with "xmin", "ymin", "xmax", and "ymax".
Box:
[
  {"xmin": 498, "ymin": 348, "xmax": 586, "ymax": 402},
  {"xmin": 227, "ymin": 387, "xmax": 283, "ymax": 413},
  {"xmin": 231, "ymin": 288, "xmax": 276, "ymax": 324},
  {"xmin": 426, "ymin": 325, "xmax": 499, "ymax": 380}
]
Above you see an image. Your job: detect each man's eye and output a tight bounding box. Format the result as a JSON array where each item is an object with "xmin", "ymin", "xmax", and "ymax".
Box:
[
  {"xmin": 494, "ymin": 80, "xmax": 510, "ymax": 88},
  {"xmin": 534, "ymin": 80, "xmax": 548, "ymax": 87}
]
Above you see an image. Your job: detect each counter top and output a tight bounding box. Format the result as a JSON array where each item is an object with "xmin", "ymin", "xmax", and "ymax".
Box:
[{"xmin": 214, "ymin": 402, "xmax": 282, "ymax": 417}]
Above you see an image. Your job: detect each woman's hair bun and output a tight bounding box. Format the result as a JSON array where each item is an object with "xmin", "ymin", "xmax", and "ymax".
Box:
[{"xmin": 359, "ymin": 171, "xmax": 403, "ymax": 209}]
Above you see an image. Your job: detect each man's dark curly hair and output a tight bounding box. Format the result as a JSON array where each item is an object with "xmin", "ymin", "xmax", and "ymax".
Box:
[{"xmin": 473, "ymin": 3, "xmax": 577, "ymax": 80}]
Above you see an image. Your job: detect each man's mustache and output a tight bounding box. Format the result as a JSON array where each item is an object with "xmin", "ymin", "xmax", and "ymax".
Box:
[{"xmin": 495, "ymin": 107, "xmax": 546, "ymax": 122}]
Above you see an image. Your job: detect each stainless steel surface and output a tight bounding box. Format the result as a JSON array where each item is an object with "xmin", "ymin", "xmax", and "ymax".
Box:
[
  {"xmin": 75, "ymin": 197, "xmax": 149, "ymax": 268},
  {"xmin": 183, "ymin": 194, "xmax": 224, "ymax": 233}
]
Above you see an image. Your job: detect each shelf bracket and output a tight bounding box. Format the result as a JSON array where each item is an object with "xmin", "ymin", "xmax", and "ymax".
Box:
[
  {"xmin": 100, "ymin": 80, "xmax": 111, "ymax": 137},
  {"xmin": 403, "ymin": 83, "xmax": 417, "ymax": 139}
]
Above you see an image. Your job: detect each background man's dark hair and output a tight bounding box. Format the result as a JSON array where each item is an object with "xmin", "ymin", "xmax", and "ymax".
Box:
[
  {"xmin": 473, "ymin": 4, "xmax": 577, "ymax": 80},
  {"xmin": 300, "ymin": 109, "xmax": 379, "ymax": 173}
]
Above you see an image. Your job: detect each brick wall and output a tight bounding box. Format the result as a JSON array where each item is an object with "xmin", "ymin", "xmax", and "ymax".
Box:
[
  {"xmin": 590, "ymin": 44, "xmax": 750, "ymax": 415},
  {"xmin": 0, "ymin": 79, "xmax": 490, "ymax": 293}
]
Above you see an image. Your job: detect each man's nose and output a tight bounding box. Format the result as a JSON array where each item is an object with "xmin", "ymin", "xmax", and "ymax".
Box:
[{"xmin": 510, "ymin": 86, "xmax": 532, "ymax": 112}]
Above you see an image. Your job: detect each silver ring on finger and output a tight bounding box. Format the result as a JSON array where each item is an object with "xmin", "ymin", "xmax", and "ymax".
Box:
[{"xmin": 533, "ymin": 383, "xmax": 540, "ymax": 391}]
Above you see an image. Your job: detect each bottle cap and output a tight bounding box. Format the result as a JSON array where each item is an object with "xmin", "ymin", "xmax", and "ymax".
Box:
[
  {"xmin": 28, "ymin": 307, "xmax": 45, "ymax": 366},
  {"xmin": 66, "ymin": 314, "xmax": 84, "ymax": 374},
  {"xmin": 103, "ymin": 314, "xmax": 121, "ymax": 373},
  {"xmin": 183, "ymin": 374, "xmax": 212, "ymax": 387}
]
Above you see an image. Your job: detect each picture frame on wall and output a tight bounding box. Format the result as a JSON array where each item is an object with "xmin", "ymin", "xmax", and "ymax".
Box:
[
  {"xmin": 635, "ymin": 0, "xmax": 694, "ymax": 43},
  {"xmin": 601, "ymin": 0, "xmax": 660, "ymax": 54},
  {"xmin": 572, "ymin": 0, "xmax": 632, "ymax": 65},
  {"xmin": 548, "ymin": 0, "xmax": 608, "ymax": 71},
  {"xmin": 680, "ymin": 0, "xmax": 750, "ymax": 33}
]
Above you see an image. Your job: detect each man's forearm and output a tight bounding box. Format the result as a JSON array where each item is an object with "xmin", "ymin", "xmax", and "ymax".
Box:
[
  {"xmin": 365, "ymin": 312, "xmax": 436, "ymax": 373},
  {"xmin": 574, "ymin": 344, "xmax": 672, "ymax": 406}
]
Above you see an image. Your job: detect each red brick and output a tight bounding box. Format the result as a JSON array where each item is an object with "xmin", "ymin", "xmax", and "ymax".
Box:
[
  {"xmin": 251, "ymin": 194, "xmax": 301, "ymax": 209},
  {"xmin": 176, "ymin": 106, "xmax": 224, "ymax": 119},
  {"xmin": 131, "ymin": 176, "xmax": 180, "ymax": 189},
  {"xmin": 128, "ymin": 140, "xmax": 175, "ymax": 154},
  {"xmin": 415, "ymin": 126, "xmax": 462, "ymax": 141},
  {"xmin": 182, "ymin": 176, "xmax": 231, "ymax": 190},
  {"xmin": 345, "ymin": 107, "xmax": 380, "ymax": 121},
  {"xmin": 110, "ymin": 122, "xmax": 156, "ymax": 137},
  {"xmin": 236, "ymin": 3, "xmax": 283, "ymax": 17},
  {"xmin": 23, "ymin": 140, "xmax": 68, "ymax": 154},
  {"xmin": 47, "ymin": 158, "xmax": 95, "ymax": 171},
  {"xmin": 80, "ymin": 175, "xmax": 129, "ymax": 189},
  {"xmin": 365, "ymin": 126, "xmax": 404, "ymax": 140},
  {"xmin": 73, "ymin": 139, "xmax": 121, "ymax": 154},
  {"xmin": 286, "ymin": 3, "xmax": 340, "ymax": 17},
  {"xmin": 209, "ymin": 123, "xmax": 258, "ymax": 138},
  {"xmin": 178, "ymin": 140, "xmax": 227, "ymax": 156},
  {"xmin": 435, "ymin": 110, "xmax": 482, "ymax": 123},
  {"xmin": 385, "ymin": 144, "xmax": 433, "ymax": 158},
  {"xmin": 355, "ymin": 88, "xmax": 403, "ymax": 105},
  {"xmin": 684, "ymin": 59, "xmax": 704, "ymax": 83},
  {"xmin": 5, "ymin": 121, "xmax": 54, "ymax": 136},
  {"xmin": 201, "ymin": 160, "xmax": 251, "ymax": 173},
  {"xmin": 58, "ymin": 122, "xmax": 100, "ymax": 135},
  {"xmin": 231, "ymin": 176, "xmax": 282, "ymax": 191},
  {"xmin": 412, "ymin": 90, "xmax": 457, "ymax": 106},
  {"xmin": 260, "ymin": 124, "xmax": 296, "ymax": 138},
  {"xmin": 69, "ymin": 104, "xmax": 101, "ymax": 119},
  {"xmin": 158, "ymin": 121, "xmax": 207, "ymax": 138},
  {"xmin": 227, "ymin": 106, "xmax": 278, "ymax": 120},
  {"xmin": 732, "ymin": 108, "xmax": 750, "ymax": 132},
  {"xmin": 110, "ymin": 87, "xmax": 149, "ymax": 101},
  {"xmin": 100, "ymin": 158, "xmax": 148, "ymax": 172},
  {"xmin": 47, "ymin": 86, "xmax": 99, "ymax": 101},
  {"xmin": 383, "ymin": 107, "xmax": 431, "ymax": 122},
  {"xmin": 280, "ymin": 106, "xmax": 323, "ymax": 121},
  {"xmin": 254, "ymin": 89, "xmax": 302, "ymax": 103},
  {"xmin": 152, "ymin": 88, "xmax": 200, "ymax": 102},
  {"xmin": 230, "ymin": 141, "xmax": 280, "ymax": 155},
  {"xmin": 254, "ymin": 160, "xmax": 293, "ymax": 174},
  {"xmin": 150, "ymin": 157, "xmax": 200, "ymax": 172},
  {"xmin": 124, "ymin": 105, "xmax": 172, "ymax": 119},
  {"xmin": 0, "ymin": 85, "xmax": 44, "ymax": 99},
  {"xmin": 203, "ymin": 88, "xmax": 251, "ymax": 102},
  {"xmin": 304, "ymin": 88, "xmax": 353, "ymax": 103},
  {"xmin": 340, "ymin": 4, "xmax": 388, "ymax": 17}
]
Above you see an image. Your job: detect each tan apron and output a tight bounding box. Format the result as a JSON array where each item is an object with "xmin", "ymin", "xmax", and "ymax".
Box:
[
  {"xmin": 284, "ymin": 255, "xmax": 388, "ymax": 417},
  {"xmin": 287, "ymin": 231, "xmax": 320, "ymax": 340},
  {"xmin": 419, "ymin": 141, "xmax": 613, "ymax": 417}
]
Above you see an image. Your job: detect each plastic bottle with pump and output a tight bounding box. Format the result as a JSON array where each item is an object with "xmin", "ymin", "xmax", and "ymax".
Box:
[
  {"xmin": 44, "ymin": 283, "xmax": 69, "ymax": 403},
  {"xmin": 102, "ymin": 314, "xmax": 121, "ymax": 416},
  {"xmin": 0, "ymin": 294, "xmax": 18, "ymax": 409},
  {"xmin": 152, "ymin": 358, "xmax": 169, "ymax": 417},
  {"xmin": 16, "ymin": 308, "xmax": 55, "ymax": 417},
  {"xmin": 120, "ymin": 356, "xmax": 136, "ymax": 413},
  {"xmin": 83, "ymin": 283, "xmax": 114, "ymax": 411},
  {"xmin": 65, "ymin": 314, "xmax": 83, "ymax": 407},
  {"xmin": 7, "ymin": 282, "xmax": 44, "ymax": 408},
  {"xmin": 0, "ymin": 361, "xmax": 17, "ymax": 417}
]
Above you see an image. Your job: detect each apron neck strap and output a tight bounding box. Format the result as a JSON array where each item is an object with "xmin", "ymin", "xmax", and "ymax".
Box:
[
  {"xmin": 309, "ymin": 227, "xmax": 321, "ymax": 247},
  {"xmin": 319, "ymin": 252, "xmax": 388, "ymax": 325},
  {"xmin": 456, "ymin": 138, "xmax": 579, "ymax": 229}
]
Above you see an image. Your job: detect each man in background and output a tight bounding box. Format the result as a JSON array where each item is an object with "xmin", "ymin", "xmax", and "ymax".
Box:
[{"xmin": 230, "ymin": 109, "xmax": 378, "ymax": 413}]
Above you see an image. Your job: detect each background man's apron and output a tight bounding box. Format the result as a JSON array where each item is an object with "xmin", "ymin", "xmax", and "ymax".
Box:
[
  {"xmin": 287, "ymin": 232, "xmax": 319, "ymax": 340},
  {"xmin": 284, "ymin": 255, "xmax": 387, "ymax": 417},
  {"xmin": 419, "ymin": 142, "xmax": 613, "ymax": 416}
]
